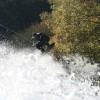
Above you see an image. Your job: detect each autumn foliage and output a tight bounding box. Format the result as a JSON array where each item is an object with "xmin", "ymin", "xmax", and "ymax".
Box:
[{"xmin": 41, "ymin": 0, "xmax": 100, "ymax": 62}]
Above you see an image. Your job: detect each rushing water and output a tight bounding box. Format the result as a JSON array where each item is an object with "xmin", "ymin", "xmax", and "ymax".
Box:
[{"xmin": 0, "ymin": 42, "xmax": 100, "ymax": 100}]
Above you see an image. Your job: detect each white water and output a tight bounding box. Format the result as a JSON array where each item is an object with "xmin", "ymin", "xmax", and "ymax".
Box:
[{"xmin": 0, "ymin": 43, "xmax": 100, "ymax": 100}]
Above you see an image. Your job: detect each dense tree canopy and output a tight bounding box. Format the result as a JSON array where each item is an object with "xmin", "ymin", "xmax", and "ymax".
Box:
[{"xmin": 41, "ymin": 0, "xmax": 100, "ymax": 62}]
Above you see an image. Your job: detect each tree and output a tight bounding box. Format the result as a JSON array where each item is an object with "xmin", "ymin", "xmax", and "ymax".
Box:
[{"xmin": 41, "ymin": 0, "xmax": 100, "ymax": 62}]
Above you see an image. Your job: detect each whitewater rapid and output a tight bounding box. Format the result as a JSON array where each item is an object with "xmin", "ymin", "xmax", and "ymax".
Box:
[{"xmin": 0, "ymin": 43, "xmax": 100, "ymax": 100}]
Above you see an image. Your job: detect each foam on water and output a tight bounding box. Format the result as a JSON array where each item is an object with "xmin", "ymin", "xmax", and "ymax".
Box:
[{"xmin": 0, "ymin": 43, "xmax": 100, "ymax": 100}]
